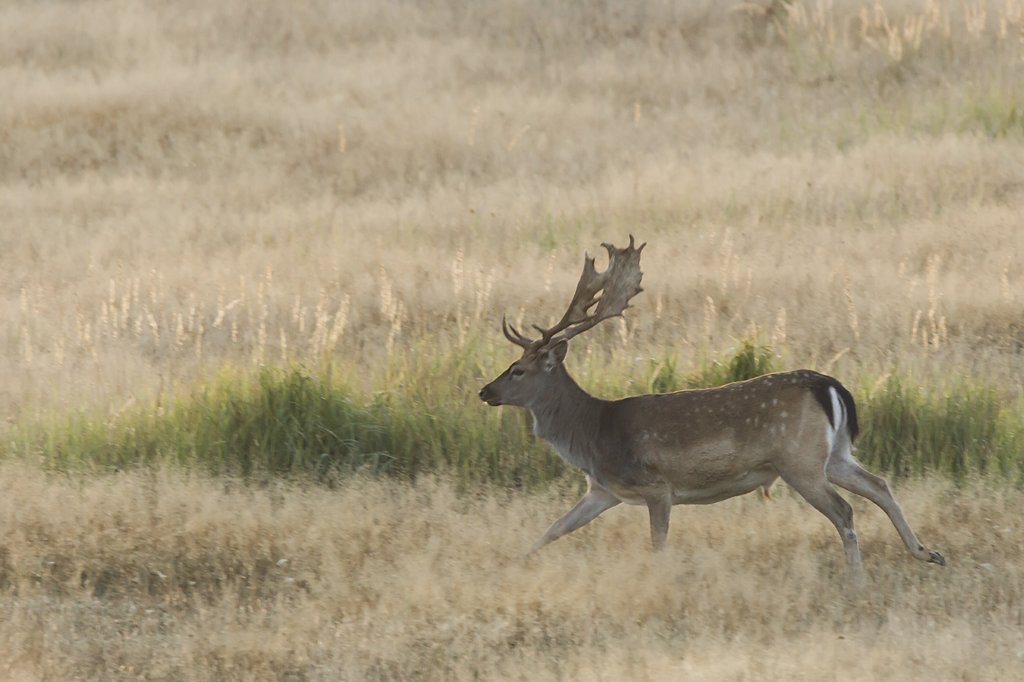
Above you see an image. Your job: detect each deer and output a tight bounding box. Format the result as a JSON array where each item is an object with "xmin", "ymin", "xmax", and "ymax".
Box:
[{"xmin": 478, "ymin": 236, "xmax": 945, "ymax": 583}]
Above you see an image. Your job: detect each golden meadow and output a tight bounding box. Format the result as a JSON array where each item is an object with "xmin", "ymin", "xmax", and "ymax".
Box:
[{"xmin": 1, "ymin": 0, "xmax": 1023, "ymax": 678}]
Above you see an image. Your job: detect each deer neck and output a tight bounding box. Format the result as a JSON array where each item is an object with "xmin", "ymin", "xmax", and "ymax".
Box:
[{"xmin": 527, "ymin": 366, "xmax": 605, "ymax": 474}]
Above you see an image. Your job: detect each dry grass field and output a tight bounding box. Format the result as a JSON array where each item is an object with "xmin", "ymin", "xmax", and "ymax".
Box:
[
  {"xmin": 1, "ymin": 464, "xmax": 1022, "ymax": 680},
  {"xmin": 3, "ymin": 0, "xmax": 1024, "ymax": 416},
  {"xmin": 2, "ymin": 0, "xmax": 1024, "ymax": 678}
]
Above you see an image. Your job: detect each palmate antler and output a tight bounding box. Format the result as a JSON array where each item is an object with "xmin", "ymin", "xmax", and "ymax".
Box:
[{"xmin": 502, "ymin": 235, "xmax": 645, "ymax": 353}]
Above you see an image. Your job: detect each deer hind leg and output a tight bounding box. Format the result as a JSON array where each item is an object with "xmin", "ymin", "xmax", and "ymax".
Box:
[
  {"xmin": 528, "ymin": 482, "xmax": 620, "ymax": 554},
  {"xmin": 826, "ymin": 447, "xmax": 945, "ymax": 566},
  {"xmin": 775, "ymin": 461, "xmax": 864, "ymax": 586}
]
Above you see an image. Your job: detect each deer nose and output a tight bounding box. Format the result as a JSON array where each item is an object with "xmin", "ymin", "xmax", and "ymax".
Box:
[{"xmin": 479, "ymin": 385, "xmax": 500, "ymax": 405}]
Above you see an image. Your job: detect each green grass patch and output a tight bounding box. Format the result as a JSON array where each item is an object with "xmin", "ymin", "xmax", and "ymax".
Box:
[
  {"xmin": 4, "ymin": 341, "xmax": 1023, "ymax": 487},
  {"xmin": 644, "ymin": 339, "xmax": 777, "ymax": 393},
  {"xmin": 963, "ymin": 88, "xmax": 1024, "ymax": 139},
  {"xmin": 856, "ymin": 374, "xmax": 1024, "ymax": 482},
  {"xmin": 7, "ymin": 366, "xmax": 565, "ymax": 488}
]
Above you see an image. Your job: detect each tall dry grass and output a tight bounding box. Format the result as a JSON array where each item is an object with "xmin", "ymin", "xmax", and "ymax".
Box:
[
  {"xmin": 2, "ymin": 0, "xmax": 1023, "ymax": 417},
  {"xmin": 0, "ymin": 463, "xmax": 1021, "ymax": 680}
]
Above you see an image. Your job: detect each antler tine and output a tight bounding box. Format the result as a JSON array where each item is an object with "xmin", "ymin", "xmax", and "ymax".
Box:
[
  {"xmin": 602, "ymin": 233, "xmax": 646, "ymax": 256},
  {"xmin": 534, "ymin": 235, "xmax": 645, "ymax": 347},
  {"xmin": 501, "ymin": 315, "xmax": 534, "ymax": 349},
  {"xmin": 496, "ymin": 237, "xmax": 645, "ymax": 353}
]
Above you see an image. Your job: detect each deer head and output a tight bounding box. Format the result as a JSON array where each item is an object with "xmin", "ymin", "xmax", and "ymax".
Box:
[{"xmin": 478, "ymin": 235, "xmax": 645, "ymax": 408}]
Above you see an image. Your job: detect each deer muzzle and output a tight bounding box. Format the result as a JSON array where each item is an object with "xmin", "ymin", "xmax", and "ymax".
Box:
[{"xmin": 478, "ymin": 384, "xmax": 502, "ymax": 406}]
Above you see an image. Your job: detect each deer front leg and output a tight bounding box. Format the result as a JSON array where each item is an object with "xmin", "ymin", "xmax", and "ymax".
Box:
[
  {"xmin": 529, "ymin": 481, "xmax": 620, "ymax": 554},
  {"xmin": 646, "ymin": 494, "xmax": 672, "ymax": 550}
]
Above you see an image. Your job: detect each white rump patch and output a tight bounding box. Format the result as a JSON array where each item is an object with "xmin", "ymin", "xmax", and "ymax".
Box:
[{"xmin": 826, "ymin": 386, "xmax": 844, "ymax": 452}]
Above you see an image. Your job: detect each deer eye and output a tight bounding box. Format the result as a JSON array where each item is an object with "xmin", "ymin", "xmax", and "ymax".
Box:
[{"xmin": 510, "ymin": 367, "xmax": 525, "ymax": 378}]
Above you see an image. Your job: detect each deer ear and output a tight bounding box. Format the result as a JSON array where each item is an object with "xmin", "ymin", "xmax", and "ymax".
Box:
[{"xmin": 541, "ymin": 340, "xmax": 569, "ymax": 372}]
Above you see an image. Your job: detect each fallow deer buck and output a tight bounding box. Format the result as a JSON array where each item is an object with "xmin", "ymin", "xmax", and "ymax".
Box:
[{"xmin": 478, "ymin": 236, "xmax": 945, "ymax": 582}]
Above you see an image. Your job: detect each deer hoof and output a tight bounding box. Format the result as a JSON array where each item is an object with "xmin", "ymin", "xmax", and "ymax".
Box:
[{"xmin": 927, "ymin": 550, "xmax": 946, "ymax": 566}]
